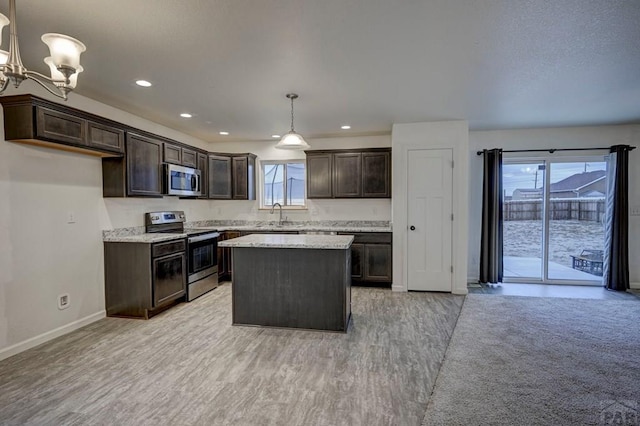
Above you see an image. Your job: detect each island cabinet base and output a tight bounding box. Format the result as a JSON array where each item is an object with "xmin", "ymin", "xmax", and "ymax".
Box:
[{"xmin": 232, "ymin": 247, "xmax": 351, "ymax": 332}]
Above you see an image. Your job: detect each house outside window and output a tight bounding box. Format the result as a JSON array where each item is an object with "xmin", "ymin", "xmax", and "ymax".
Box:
[{"xmin": 260, "ymin": 160, "xmax": 306, "ymax": 208}]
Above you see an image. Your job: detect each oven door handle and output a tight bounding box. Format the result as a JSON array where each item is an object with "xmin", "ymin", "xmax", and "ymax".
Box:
[{"xmin": 188, "ymin": 232, "xmax": 220, "ymax": 243}]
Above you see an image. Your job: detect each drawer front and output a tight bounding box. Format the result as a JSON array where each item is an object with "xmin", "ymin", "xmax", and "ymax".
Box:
[
  {"xmin": 339, "ymin": 232, "xmax": 392, "ymax": 244},
  {"xmin": 88, "ymin": 121, "xmax": 124, "ymax": 153},
  {"xmin": 36, "ymin": 106, "xmax": 86, "ymax": 146},
  {"xmin": 152, "ymin": 239, "xmax": 186, "ymax": 258}
]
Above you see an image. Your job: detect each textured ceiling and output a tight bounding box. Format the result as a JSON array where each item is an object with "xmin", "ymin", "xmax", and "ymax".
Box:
[{"xmin": 2, "ymin": 0, "xmax": 639, "ymax": 142}]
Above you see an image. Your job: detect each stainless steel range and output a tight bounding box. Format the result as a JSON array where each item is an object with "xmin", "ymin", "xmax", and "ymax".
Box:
[{"xmin": 145, "ymin": 211, "xmax": 219, "ymax": 301}]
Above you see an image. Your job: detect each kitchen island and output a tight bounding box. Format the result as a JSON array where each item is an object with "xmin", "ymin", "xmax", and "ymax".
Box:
[{"xmin": 219, "ymin": 234, "xmax": 354, "ymax": 332}]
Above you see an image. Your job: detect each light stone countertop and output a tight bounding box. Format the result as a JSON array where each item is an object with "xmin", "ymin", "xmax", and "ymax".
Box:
[
  {"xmin": 102, "ymin": 220, "xmax": 391, "ymax": 243},
  {"xmin": 218, "ymin": 233, "xmax": 355, "ymax": 250},
  {"xmin": 103, "ymin": 233, "xmax": 187, "ymax": 243},
  {"xmin": 212, "ymin": 225, "xmax": 391, "ymax": 233}
]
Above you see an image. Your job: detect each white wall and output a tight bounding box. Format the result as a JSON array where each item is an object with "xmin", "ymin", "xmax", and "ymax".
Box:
[
  {"xmin": 0, "ymin": 89, "xmax": 392, "ymax": 360},
  {"xmin": 391, "ymin": 121, "xmax": 469, "ymax": 295},
  {"xmin": 468, "ymin": 125, "xmax": 640, "ymax": 288},
  {"xmin": 0, "ymin": 89, "xmax": 217, "ymax": 360}
]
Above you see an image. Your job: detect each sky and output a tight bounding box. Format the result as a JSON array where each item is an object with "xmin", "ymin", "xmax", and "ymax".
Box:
[{"xmin": 502, "ymin": 161, "xmax": 607, "ymax": 197}]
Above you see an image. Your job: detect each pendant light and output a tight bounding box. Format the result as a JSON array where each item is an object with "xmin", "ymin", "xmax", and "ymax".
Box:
[{"xmin": 275, "ymin": 93, "xmax": 310, "ymax": 150}]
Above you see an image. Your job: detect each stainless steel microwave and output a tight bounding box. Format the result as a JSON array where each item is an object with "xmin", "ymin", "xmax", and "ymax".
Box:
[{"xmin": 164, "ymin": 164, "xmax": 202, "ymax": 196}]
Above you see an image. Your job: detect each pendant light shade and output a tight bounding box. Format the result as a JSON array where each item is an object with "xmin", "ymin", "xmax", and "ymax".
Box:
[{"xmin": 275, "ymin": 93, "xmax": 310, "ymax": 150}]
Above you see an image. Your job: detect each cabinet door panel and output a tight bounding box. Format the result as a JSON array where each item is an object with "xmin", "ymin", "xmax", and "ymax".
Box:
[
  {"xmin": 208, "ymin": 155, "xmax": 232, "ymax": 199},
  {"xmin": 153, "ymin": 252, "xmax": 186, "ymax": 306},
  {"xmin": 36, "ymin": 106, "xmax": 86, "ymax": 146},
  {"xmin": 306, "ymin": 153, "xmax": 333, "ymax": 198},
  {"xmin": 163, "ymin": 143, "xmax": 182, "ymax": 165},
  {"xmin": 362, "ymin": 151, "xmax": 391, "ymax": 198},
  {"xmin": 197, "ymin": 152, "xmax": 209, "ymax": 199},
  {"xmin": 333, "ymin": 152, "xmax": 362, "ymax": 198},
  {"xmin": 126, "ymin": 134, "xmax": 163, "ymax": 196},
  {"xmin": 232, "ymin": 156, "xmax": 248, "ymax": 199},
  {"xmin": 88, "ymin": 121, "xmax": 124, "ymax": 153},
  {"xmin": 364, "ymin": 244, "xmax": 392, "ymax": 282},
  {"xmin": 351, "ymin": 243, "xmax": 364, "ymax": 280},
  {"xmin": 182, "ymin": 148, "xmax": 197, "ymax": 168}
]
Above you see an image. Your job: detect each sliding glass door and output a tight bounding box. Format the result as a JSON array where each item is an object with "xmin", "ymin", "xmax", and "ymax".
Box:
[
  {"xmin": 503, "ymin": 157, "xmax": 606, "ymax": 285},
  {"xmin": 502, "ymin": 161, "xmax": 545, "ymax": 281}
]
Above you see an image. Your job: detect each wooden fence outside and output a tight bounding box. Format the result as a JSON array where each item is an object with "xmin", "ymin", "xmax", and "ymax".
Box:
[{"xmin": 504, "ymin": 198, "xmax": 605, "ymax": 222}]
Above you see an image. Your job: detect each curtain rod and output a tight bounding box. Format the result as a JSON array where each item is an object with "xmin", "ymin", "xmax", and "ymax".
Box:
[{"xmin": 476, "ymin": 146, "xmax": 636, "ymax": 156}]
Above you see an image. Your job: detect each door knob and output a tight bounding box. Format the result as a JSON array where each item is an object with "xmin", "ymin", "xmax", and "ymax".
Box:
[{"xmin": 410, "ymin": 226, "xmax": 416, "ymax": 231}]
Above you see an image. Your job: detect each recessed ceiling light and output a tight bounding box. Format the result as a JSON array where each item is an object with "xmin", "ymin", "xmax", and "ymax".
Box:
[
  {"xmin": 271, "ymin": 134, "xmax": 281, "ymax": 138},
  {"xmin": 219, "ymin": 131, "xmax": 229, "ymax": 136},
  {"xmin": 135, "ymin": 80, "xmax": 152, "ymax": 87},
  {"xmin": 180, "ymin": 113, "xmax": 192, "ymax": 118},
  {"xmin": 341, "ymin": 125, "xmax": 351, "ymax": 130}
]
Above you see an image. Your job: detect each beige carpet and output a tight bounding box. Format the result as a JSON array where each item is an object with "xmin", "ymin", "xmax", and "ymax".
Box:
[{"xmin": 422, "ymin": 294, "xmax": 640, "ymax": 426}]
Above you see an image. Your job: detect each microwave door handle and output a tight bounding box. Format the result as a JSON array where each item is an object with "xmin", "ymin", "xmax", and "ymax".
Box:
[{"xmin": 191, "ymin": 175, "xmax": 197, "ymax": 191}]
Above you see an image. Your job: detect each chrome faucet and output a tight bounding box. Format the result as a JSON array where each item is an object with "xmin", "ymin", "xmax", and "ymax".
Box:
[{"xmin": 270, "ymin": 202, "xmax": 284, "ymax": 225}]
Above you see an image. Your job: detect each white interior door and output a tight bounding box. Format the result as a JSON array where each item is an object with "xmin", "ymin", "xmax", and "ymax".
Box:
[{"xmin": 407, "ymin": 149, "xmax": 453, "ymax": 291}]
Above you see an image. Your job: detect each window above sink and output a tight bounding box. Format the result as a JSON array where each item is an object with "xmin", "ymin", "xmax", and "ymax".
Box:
[{"xmin": 260, "ymin": 160, "xmax": 307, "ymax": 210}]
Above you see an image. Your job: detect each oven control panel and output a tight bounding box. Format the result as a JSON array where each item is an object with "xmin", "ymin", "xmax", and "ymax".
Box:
[{"xmin": 145, "ymin": 211, "xmax": 186, "ymax": 226}]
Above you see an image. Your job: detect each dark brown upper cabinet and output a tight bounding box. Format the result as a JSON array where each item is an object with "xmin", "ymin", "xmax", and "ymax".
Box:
[
  {"xmin": 232, "ymin": 154, "xmax": 256, "ymax": 200},
  {"xmin": 182, "ymin": 148, "xmax": 197, "ymax": 168},
  {"xmin": 197, "ymin": 152, "xmax": 209, "ymax": 199},
  {"xmin": 103, "ymin": 133, "xmax": 163, "ymax": 197},
  {"xmin": 362, "ymin": 150, "xmax": 391, "ymax": 198},
  {"xmin": 305, "ymin": 148, "xmax": 391, "ymax": 199},
  {"xmin": 208, "ymin": 154, "xmax": 232, "ymax": 199},
  {"xmin": 333, "ymin": 152, "xmax": 362, "ymax": 198},
  {"xmin": 306, "ymin": 153, "xmax": 333, "ymax": 198},
  {"xmin": 163, "ymin": 143, "xmax": 182, "ymax": 165},
  {"xmin": 0, "ymin": 94, "xmax": 125, "ymax": 156},
  {"xmin": 208, "ymin": 153, "xmax": 256, "ymax": 200},
  {"xmin": 124, "ymin": 133, "xmax": 164, "ymax": 197},
  {"xmin": 87, "ymin": 121, "xmax": 125, "ymax": 153},
  {"xmin": 163, "ymin": 143, "xmax": 198, "ymax": 168}
]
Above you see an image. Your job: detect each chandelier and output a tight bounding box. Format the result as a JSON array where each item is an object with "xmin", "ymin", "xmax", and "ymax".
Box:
[
  {"xmin": 0, "ymin": 0, "xmax": 86, "ymax": 100},
  {"xmin": 275, "ymin": 93, "xmax": 310, "ymax": 150}
]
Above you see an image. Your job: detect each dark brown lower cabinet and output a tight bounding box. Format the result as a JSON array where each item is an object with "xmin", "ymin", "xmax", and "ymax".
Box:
[
  {"xmin": 232, "ymin": 246, "xmax": 351, "ymax": 332},
  {"xmin": 218, "ymin": 231, "xmax": 241, "ymax": 281},
  {"xmin": 104, "ymin": 239, "xmax": 186, "ymax": 319},
  {"xmin": 364, "ymin": 244, "xmax": 392, "ymax": 282},
  {"xmin": 340, "ymin": 232, "xmax": 392, "ymax": 287},
  {"xmin": 350, "ymin": 243, "xmax": 364, "ymax": 280}
]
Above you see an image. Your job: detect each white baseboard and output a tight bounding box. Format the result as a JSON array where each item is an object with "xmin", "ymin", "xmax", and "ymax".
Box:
[
  {"xmin": 0, "ymin": 311, "xmax": 105, "ymax": 362},
  {"xmin": 631, "ymin": 282, "xmax": 640, "ymax": 290},
  {"xmin": 453, "ymin": 287, "xmax": 469, "ymax": 295},
  {"xmin": 392, "ymin": 284, "xmax": 406, "ymax": 292}
]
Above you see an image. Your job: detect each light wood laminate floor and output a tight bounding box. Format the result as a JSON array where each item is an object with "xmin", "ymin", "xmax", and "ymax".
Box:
[{"xmin": 0, "ymin": 284, "xmax": 464, "ymax": 426}]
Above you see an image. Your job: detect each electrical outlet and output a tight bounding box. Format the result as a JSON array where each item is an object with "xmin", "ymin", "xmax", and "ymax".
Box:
[
  {"xmin": 631, "ymin": 206, "xmax": 640, "ymax": 216},
  {"xmin": 58, "ymin": 294, "xmax": 70, "ymax": 310},
  {"xmin": 67, "ymin": 211, "xmax": 76, "ymax": 224}
]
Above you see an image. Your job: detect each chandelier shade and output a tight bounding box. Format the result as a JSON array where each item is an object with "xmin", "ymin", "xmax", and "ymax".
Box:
[
  {"xmin": 41, "ymin": 34, "xmax": 86, "ymax": 71},
  {"xmin": 44, "ymin": 57, "xmax": 83, "ymax": 89},
  {"xmin": 275, "ymin": 93, "xmax": 310, "ymax": 150},
  {"xmin": 0, "ymin": 0, "xmax": 86, "ymax": 99}
]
